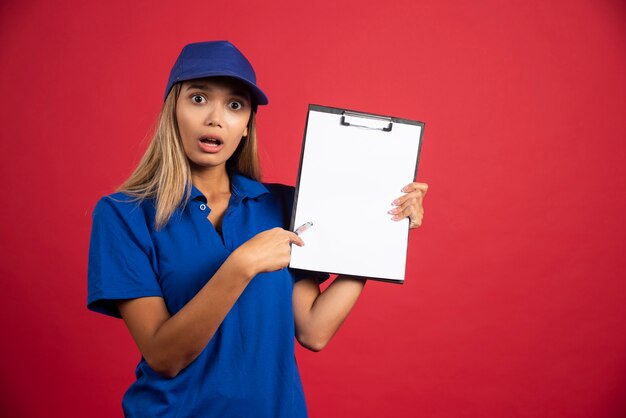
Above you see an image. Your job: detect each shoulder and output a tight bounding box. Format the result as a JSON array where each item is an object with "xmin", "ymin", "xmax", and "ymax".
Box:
[
  {"xmin": 92, "ymin": 192, "xmax": 156, "ymax": 232},
  {"xmin": 263, "ymin": 182, "xmax": 295, "ymax": 197},
  {"xmin": 261, "ymin": 183, "xmax": 296, "ymax": 209},
  {"xmin": 94, "ymin": 192, "xmax": 153, "ymax": 212},
  {"xmin": 243, "ymin": 182, "xmax": 295, "ymax": 227}
]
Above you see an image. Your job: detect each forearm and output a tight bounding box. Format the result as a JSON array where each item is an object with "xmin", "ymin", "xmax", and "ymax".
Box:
[
  {"xmin": 295, "ymin": 275, "xmax": 366, "ymax": 351},
  {"xmin": 120, "ymin": 250, "xmax": 254, "ymax": 378},
  {"xmin": 120, "ymin": 227, "xmax": 301, "ymax": 378}
]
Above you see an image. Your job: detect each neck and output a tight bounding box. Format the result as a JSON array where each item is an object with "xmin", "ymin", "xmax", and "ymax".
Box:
[{"xmin": 190, "ymin": 165, "xmax": 231, "ymax": 200}]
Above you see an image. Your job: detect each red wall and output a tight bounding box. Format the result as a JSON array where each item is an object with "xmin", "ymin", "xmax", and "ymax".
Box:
[{"xmin": 2, "ymin": 1, "xmax": 626, "ymax": 417}]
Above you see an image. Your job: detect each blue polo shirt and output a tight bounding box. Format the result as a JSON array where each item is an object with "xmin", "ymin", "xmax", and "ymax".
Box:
[{"xmin": 88, "ymin": 172, "xmax": 320, "ymax": 418}]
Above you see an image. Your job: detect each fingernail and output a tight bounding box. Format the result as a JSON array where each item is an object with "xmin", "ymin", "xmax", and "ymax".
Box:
[
  {"xmin": 392, "ymin": 199, "xmax": 399, "ymax": 205},
  {"xmin": 401, "ymin": 187, "xmax": 408, "ymax": 192}
]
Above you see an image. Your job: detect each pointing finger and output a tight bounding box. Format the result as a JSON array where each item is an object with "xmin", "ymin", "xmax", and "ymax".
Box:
[{"xmin": 288, "ymin": 232, "xmax": 305, "ymax": 247}]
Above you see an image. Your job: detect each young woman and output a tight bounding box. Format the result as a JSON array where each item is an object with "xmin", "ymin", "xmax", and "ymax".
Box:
[{"xmin": 88, "ymin": 41, "xmax": 428, "ymax": 418}]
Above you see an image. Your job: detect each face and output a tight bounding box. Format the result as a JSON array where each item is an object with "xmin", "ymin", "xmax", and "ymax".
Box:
[{"xmin": 176, "ymin": 77, "xmax": 252, "ymax": 175}]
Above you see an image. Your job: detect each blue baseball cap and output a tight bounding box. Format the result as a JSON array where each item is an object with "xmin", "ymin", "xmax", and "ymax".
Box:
[{"xmin": 164, "ymin": 41, "xmax": 269, "ymax": 107}]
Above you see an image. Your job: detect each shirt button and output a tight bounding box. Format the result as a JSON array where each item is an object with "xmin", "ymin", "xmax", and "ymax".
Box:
[{"xmin": 199, "ymin": 204, "xmax": 207, "ymax": 211}]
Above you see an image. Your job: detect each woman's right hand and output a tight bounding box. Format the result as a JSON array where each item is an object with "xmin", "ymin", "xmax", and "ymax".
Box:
[
  {"xmin": 118, "ymin": 227, "xmax": 303, "ymax": 378},
  {"xmin": 233, "ymin": 228, "xmax": 304, "ymax": 277}
]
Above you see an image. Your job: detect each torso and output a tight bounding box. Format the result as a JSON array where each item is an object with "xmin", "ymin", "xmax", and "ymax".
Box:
[{"xmin": 88, "ymin": 175, "xmax": 310, "ymax": 418}]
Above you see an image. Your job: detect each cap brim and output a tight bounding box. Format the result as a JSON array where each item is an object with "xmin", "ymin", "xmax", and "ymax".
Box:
[{"xmin": 169, "ymin": 70, "xmax": 268, "ymax": 106}]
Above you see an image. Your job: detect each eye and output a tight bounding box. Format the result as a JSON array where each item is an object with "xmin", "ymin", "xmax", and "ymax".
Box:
[
  {"xmin": 191, "ymin": 94, "xmax": 206, "ymax": 104},
  {"xmin": 228, "ymin": 100, "xmax": 244, "ymax": 110}
]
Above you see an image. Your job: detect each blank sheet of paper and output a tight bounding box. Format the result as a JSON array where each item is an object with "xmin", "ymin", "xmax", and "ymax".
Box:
[{"xmin": 289, "ymin": 105, "xmax": 424, "ymax": 283}]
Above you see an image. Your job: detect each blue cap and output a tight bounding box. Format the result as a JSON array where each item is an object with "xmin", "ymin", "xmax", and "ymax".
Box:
[{"xmin": 164, "ymin": 41, "xmax": 269, "ymax": 107}]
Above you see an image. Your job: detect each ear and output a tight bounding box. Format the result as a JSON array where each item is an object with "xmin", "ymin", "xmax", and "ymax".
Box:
[{"xmin": 243, "ymin": 126, "xmax": 249, "ymax": 138}]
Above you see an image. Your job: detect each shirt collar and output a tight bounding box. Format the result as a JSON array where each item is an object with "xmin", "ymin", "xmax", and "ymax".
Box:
[
  {"xmin": 189, "ymin": 170, "xmax": 269, "ymax": 201},
  {"xmin": 229, "ymin": 170, "xmax": 269, "ymax": 199}
]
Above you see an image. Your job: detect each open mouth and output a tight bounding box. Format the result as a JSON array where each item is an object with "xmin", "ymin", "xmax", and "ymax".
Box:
[
  {"xmin": 198, "ymin": 136, "xmax": 224, "ymax": 154},
  {"xmin": 200, "ymin": 137, "xmax": 223, "ymax": 146}
]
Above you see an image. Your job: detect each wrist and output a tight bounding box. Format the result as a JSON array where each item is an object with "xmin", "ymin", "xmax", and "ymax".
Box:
[{"xmin": 229, "ymin": 247, "xmax": 257, "ymax": 282}]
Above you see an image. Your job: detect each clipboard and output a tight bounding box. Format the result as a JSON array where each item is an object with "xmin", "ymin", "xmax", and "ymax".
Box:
[{"xmin": 289, "ymin": 104, "xmax": 425, "ymax": 283}]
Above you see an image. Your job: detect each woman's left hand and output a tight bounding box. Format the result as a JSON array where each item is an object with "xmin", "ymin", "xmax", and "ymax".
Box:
[{"xmin": 389, "ymin": 182, "xmax": 429, "ymax": 229}]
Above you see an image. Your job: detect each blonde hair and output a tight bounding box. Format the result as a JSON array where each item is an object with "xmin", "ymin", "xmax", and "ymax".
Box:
[{"xmin": 118, "ymin": 82, "xmax": 261, "ymax": 230}]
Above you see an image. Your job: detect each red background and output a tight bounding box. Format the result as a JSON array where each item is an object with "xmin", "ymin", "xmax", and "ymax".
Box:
[{"xmin": 2, "ymin": 0, "xmax": 626, "ymax": 417}]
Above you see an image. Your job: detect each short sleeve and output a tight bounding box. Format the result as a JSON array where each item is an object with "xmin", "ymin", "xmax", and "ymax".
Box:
[{"xmin": 87, "ymin": 196, "xmax": 163, "ymax": 318}]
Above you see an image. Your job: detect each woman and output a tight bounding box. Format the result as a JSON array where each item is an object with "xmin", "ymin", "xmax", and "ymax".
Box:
[{"xmin": 88, "ymin": 41, "xmax": 428, "ymax": 418}]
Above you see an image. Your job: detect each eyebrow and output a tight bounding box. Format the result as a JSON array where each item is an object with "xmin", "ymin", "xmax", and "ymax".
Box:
[{"xmin": 185, "ymin": 83, "xmax": 250, "ymax": 99}]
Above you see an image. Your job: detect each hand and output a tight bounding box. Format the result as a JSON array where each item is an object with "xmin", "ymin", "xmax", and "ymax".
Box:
[
  {"xmin": 235, "ymin": 227, "xmax": 304, "ymax": 275},
  {"xmin": 389, "ymin": 182, "xmax": 428, "ymax": 229}
]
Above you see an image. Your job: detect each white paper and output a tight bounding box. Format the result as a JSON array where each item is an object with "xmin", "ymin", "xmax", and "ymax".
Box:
[{"xmin": 290, "ymin": 108, "xmax": 423, "ymax": 282}]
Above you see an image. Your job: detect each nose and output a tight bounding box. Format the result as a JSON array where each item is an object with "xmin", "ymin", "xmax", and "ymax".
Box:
[{"xmin": 205, "ymin": 104, "xmax": 223, "ymax": 127}]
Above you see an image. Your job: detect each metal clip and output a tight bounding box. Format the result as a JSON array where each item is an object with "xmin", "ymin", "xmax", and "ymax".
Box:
[{"xmin": 340, "ymin": 111, "xmax": 393, "ymax": 132}]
